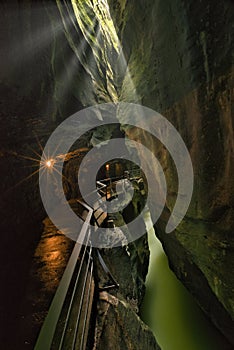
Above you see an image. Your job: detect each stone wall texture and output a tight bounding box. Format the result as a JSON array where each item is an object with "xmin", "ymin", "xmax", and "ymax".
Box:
[{"xmin": 107, "ymin": 0, "xmax": 234, "ymax": 344}]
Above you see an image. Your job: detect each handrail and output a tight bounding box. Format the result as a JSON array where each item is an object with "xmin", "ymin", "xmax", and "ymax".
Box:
[
  {"xmin": 57, "ymin": 240, "xmax": 91, "ymax": 350},
  {"xmin": 34, "ymin": 200, "xmax": 93, "ymax": 350},
  {"xmin": 35, "ymin": 172, "xmax": 141, "ymax": 349},
  {"xmin": 97, "ymin": 250, "xmax": 119, "ymax": 290},
  {"xmin": 96, "ymin": 181, "xmax": 107, "ymax": 189},
  {"xmin": 71, "ymin": 246, "xmax": 93, "ymax": 350}
]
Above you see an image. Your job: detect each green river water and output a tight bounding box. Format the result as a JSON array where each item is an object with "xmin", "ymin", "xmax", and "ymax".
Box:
[{"xmin": 141, "ymin": 213, "xmax": 227, "ymax": 350}]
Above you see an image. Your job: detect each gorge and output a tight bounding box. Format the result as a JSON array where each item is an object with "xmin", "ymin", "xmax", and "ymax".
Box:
[{"xmin": 0, "ymin": 1, "xmax": 233, "ymax": 349}]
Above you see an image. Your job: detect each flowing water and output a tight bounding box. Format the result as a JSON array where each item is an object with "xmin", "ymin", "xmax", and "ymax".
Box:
[{"xmin": 141, "ymin": 213, "xmax": 228, "ymax": 350}]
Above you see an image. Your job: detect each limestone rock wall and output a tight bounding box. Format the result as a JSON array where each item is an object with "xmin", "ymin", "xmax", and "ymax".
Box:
[
  {"xmin": 107, "ymin": 0, "xmax": 234, "ymax": 343},
  {"xmin": 94, "ymin": 291, "xmax": 160, "ymax": 350}
]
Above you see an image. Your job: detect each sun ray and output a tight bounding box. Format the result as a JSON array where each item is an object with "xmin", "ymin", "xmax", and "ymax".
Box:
[
  {"xmin": 52, "ymin": 163, "xmax": 64, "ymax": 169},
  {"xmin": 52, "ymin": 166, "xmax": 73, "ymax": 185},
  {"xmin": 3, "ymin": 168, "xmax": 41, "ymax": 196},
  {"xmin": 33, "ymin": 131, "xmax": 45, "ymax": 152},
  {"xmin": 23, "ymin": 164, "xmax": 43, "ymax": 169},
  {"xmin": 50, "ymin": 137, "xmax": 66, "ymax": 159},
  {"xmin": 27, "ymin": 145, "xmax": 43, "ymax": 160},
  {"xmin": 18, "ymin": 154, "xmax": 41, "ymax": 163},
  {"xmin": 8, "ymin": 4, "xmax": 74, "ymax": 67}
]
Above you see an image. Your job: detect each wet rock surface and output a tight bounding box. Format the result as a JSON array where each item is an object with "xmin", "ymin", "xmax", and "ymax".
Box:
[
  {"xmin": 107, "ymin": 0, "xmax": 234, "ymax": 344},
  {"xmin": 93, "ymin": 231, "xmax": 159, "ymax": 349},
  {"xmin": 94, "ymin": 291, "xmax": 161, "ymax": 350},
  {"xmin": 15, "ymin": 218, "xmax": 74, "ymax": 349}
]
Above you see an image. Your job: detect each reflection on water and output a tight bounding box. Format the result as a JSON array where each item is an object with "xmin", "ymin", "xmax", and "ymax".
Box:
[
  {"xmin": 17, "ymin": 217, "xmax": 74, "ymax": 349},
  {"xmin": 141, "ymin": 214, "xmax": 227, "ymax": 350}
]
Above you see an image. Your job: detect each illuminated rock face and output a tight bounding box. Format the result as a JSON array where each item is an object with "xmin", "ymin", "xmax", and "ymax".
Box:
[{"xmin": 107, "ymin": 0, "xmax": 234, "ymax": 344}]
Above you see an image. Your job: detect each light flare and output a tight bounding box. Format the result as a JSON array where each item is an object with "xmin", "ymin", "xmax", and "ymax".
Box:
[{"xmin": 45, "ymin": 159, "xmax": 55, "ymax": 169}]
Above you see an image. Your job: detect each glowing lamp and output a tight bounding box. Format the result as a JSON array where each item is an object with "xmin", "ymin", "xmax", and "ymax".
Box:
[{"xmin": 46, "ymin": 159, "xmax": 54, "ymax": 169}]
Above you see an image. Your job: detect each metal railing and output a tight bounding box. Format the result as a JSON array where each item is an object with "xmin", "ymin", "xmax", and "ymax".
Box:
[
  {"xmin": 96, "ymin": 180, "xmax": 108, "ymax": 199},
  {"xmin": 35, "ymin": 201, "xmax": 94, "ymax": 350},
  {"xmin": 35, "ymin": 170, "xmax": 142, "ymax": 349}
]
